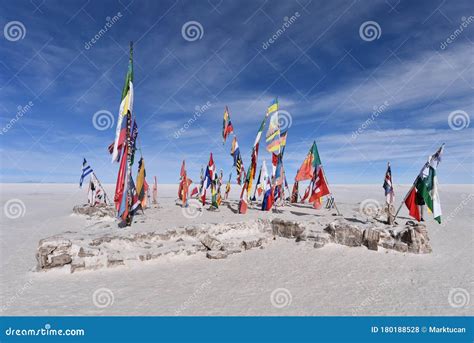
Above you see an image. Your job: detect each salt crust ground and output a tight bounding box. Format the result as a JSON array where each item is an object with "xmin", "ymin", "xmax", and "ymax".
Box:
[{"xmin": 0, "ymin": 183, "xmax": 472, "ymax": 316}]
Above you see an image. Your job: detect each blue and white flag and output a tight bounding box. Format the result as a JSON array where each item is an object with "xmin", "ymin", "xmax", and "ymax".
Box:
[{"xmin": 80, "ymin": 158, "xmax": 93, "ymax": 188}]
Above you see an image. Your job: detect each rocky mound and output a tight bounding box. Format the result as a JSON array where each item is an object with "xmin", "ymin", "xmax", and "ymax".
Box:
[
  {"xmin": 72, "ymin": 204, "xmax": 116, "ymax": 218},
  {"xmin": 36, "ymin": 218, "xmax": 432, "ymax": 273}
]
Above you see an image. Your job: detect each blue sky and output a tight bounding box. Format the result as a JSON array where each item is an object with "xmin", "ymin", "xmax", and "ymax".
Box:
[{"xmin": 0, "ymin": 0, "xmax": 472, "ymax": 184}]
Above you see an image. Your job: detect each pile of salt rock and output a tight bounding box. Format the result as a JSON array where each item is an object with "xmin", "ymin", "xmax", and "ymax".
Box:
[{"xmin": 36, "ymin": 212, "xmax": 431, "ymax": 273}]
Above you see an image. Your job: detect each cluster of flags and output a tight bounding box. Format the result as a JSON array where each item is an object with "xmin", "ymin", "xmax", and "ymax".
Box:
[
  {"xmin": 107, "ymin": 42, "xmax": 154, "ymax": 226},
  {"xmin": 79, "ymin": 158, "xmax": 109, "ymax": 206},
  {"xmin": 399, "ymin": 144, "xmax": 444, "ymax": 223},
  {"xmin": 199, "ymin": 153, "xmax": 221, "ymax": 208},
  {"xmin": 238, "ymin": 99, "xmax": 279, "ymax": 213},
  {"xmin": 83, "ymin": 40, "xmax": 446, "ymax": 229},
  {"xmin": 294, "ymin": 141, "xmax": 333, "ymax": 210}
]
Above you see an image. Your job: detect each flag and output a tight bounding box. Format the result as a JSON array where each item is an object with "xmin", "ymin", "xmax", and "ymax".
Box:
[
  {"xmin": 190, "ymin": 186, "xmax": 199, "ymax": 197},
  {"xmin": 80, "ymin": 158, "xmax": 93, "ymax": 187},
  {"xmin": 129, "ymin": 176, "xmax": 141, "ymax": 215},
  {"xmin": 225, "ymin": 173, "xmax": 231, "ymax": 200},
  {"xmin": 200, "ymin": 153, "xmax": 215, "ymax": 205},
  {"xmin": 291, "ymin": 181, "xmax": 299, "ymax": 203},
  {"xmin": 404, "ymin": 187, "xmax": 421, "ymax": 221},
  {"xmin": 180, "ymin": 160, "xmax": 186, "ymax": 179},
  {"xmin": 91, "ymin": 175, "xmax": 106, "ymax": 206},
  {"xmin": 242, "ymin": 98, "xmax": 276, "ymax": 205},
  {"xmin": 238, "ymin": 182, "xmax": 248, "ymax": 214},
  {"xmin": 251, "ymin": 165, "xmax": 262, "ymax": 201},
  {"xmin": 262, "ymin": 185, "xmax": 275, "ymax": 211},
  {"xmin": 130, "ymin": 119, "xmax": 139, "ymax": 165},
  {"xmin": 383, "ymin": 163, "xmax": 394, "ymax": 204},
  {"xmin": 301, "ymin": 184, "xmax": 310, "ymax": 203},
  {"xmin": 266, "ymin": 112, "xmax": 281, "ymax": 154},
  {"xmin": 415, "ymin": 161, "xmax": 442, "ymax": 224},
  {"xmin": 136, "ymin": 157, "xmax": 147, "ymax": 206},
  {"xmin": 256, "ymin": 160, "xmax": 269, "ymax": 197},
  {"xmin": 231, "ymin": 137, "xmax": 244, "ymax": 183},
  {"xmin": 267, "ymin": 97, "xmax": 278, "ymax": 116},
  {"xmin": 222, "ymin": 106, "xmax": 234, "ymax": 144},
  {"xmin": 211, "ymin": 182, "xmax": 219, "ymax": 208},
  {"xmin": 88, "ymin": 177, "xmax": 96, "ymax": 205},
  {"xmin": 279, "ymin": 131, "xmax": 288, "ymax": 155},
  {"xmin": 274, "ymin": 154, "xmax": 284, "ymax": 186},
  {"xmin": 309, "ymin": 166, "xmax": 330, "ymax": 203},
  {"xmin": 112, "ymin": 42, "xmax": 134, "ymax": 162},
  {"xmin": 405, "ymin": 143, "xmax": 444, "ymax": 224},
  {"xmin": 295, "ymin": 141, "xmax": 321, "ymax": 181},
  {"xmin": 114, "ymin": 145, "xmax": 129, "ymax": 211},
  {"xmin": 178, "ymin": 160, "xmax": 192, "ymax": 206},
  {"xmin": 404, "ymin": 144, "xmax": 444, "ymax": 223}
]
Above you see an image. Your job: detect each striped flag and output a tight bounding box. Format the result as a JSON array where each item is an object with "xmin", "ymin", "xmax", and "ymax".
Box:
[
  {"xmin": 309, "ymin": 166, "xmax": 330, "ymax": 203},
  {"xmin": 383, "ymin": 163, "xmax": 394, "ymax": 205},
  {"xmin": 266, "ymin": 112, "xmax": 281, "ymax": 154},
  {"xmin": 80, "ymin": 158, "xmax": 93, "ymax": 188}
]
